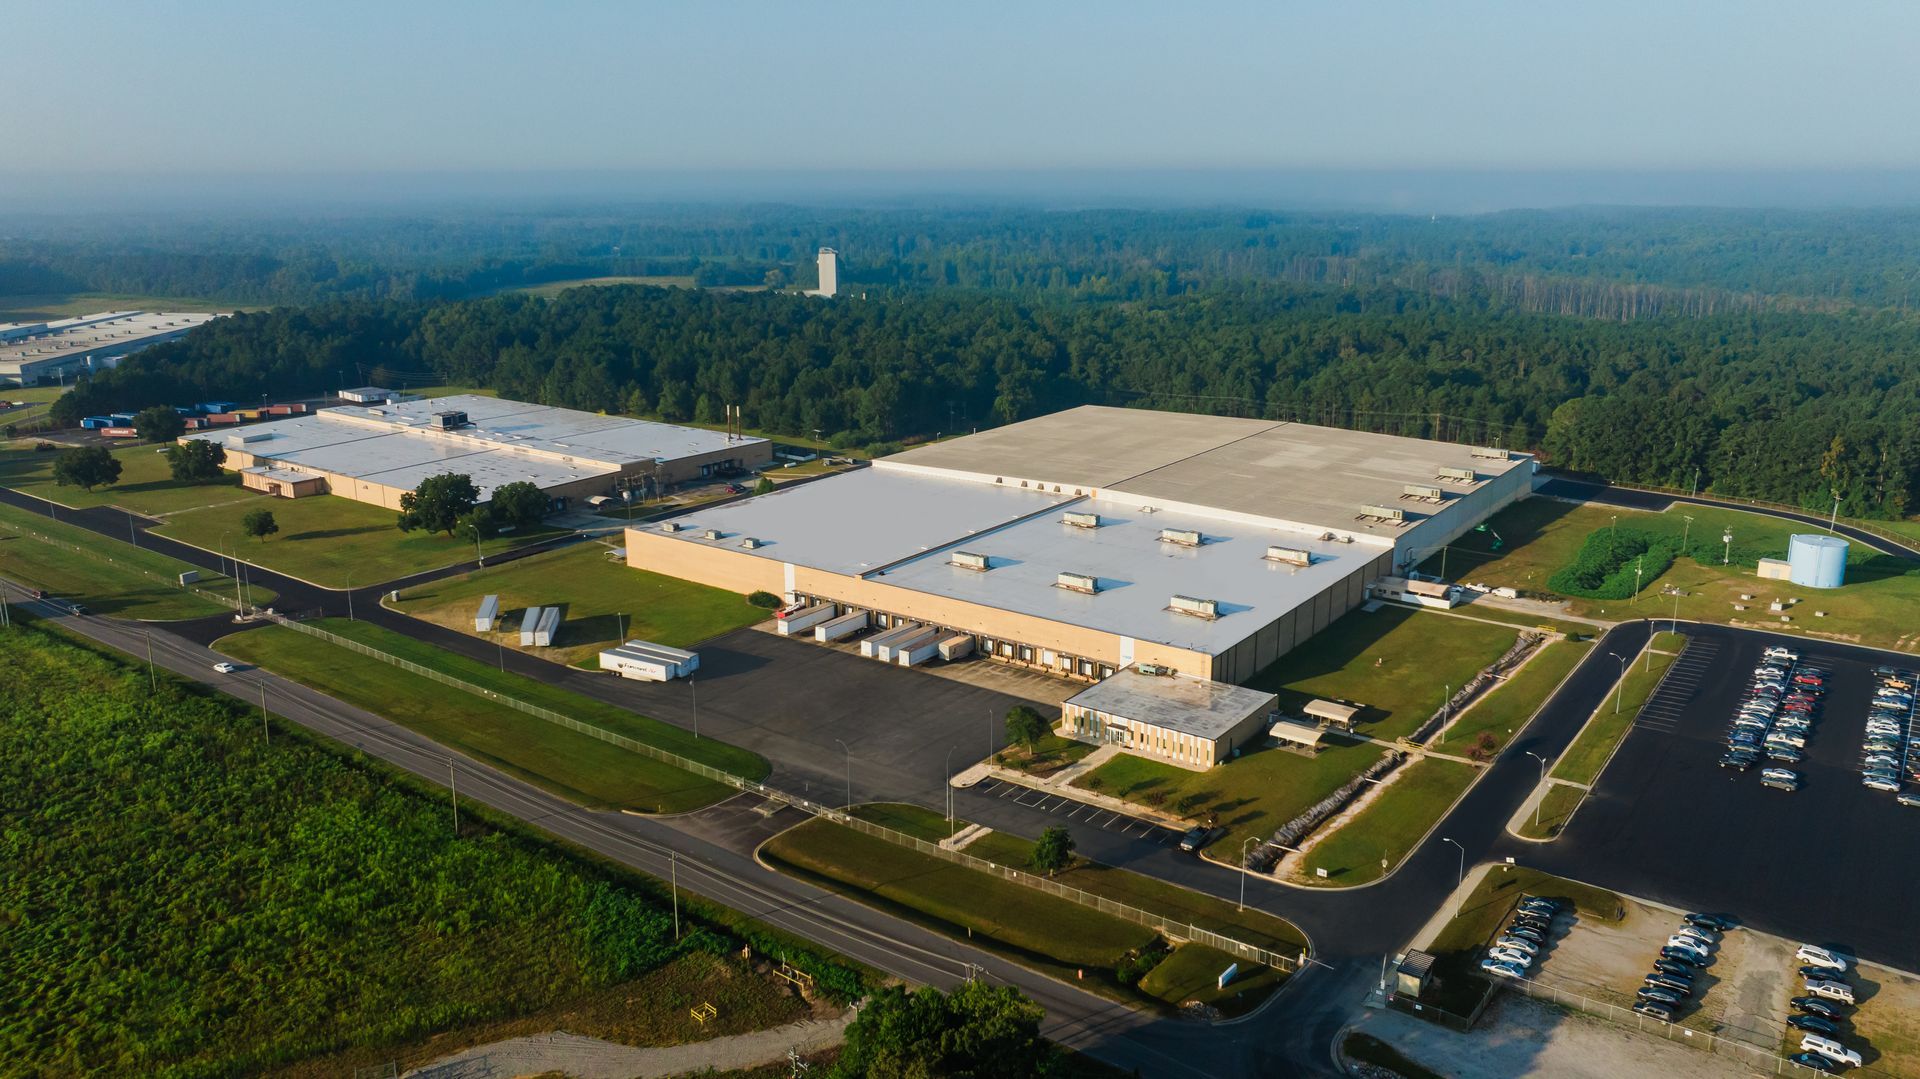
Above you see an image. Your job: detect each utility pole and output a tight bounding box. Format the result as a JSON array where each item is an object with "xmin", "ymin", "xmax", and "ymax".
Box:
[
  {"xmin": 944, "ymin": 745, "xmax": 958, "ymax": 825},
  {"xmin": 1690, "ymin": 467, "xmax": 1700, "ymax": 499},
  {"xmin": 448, "ymin": 756, "xmax": 459, "ymax": 836},
  {"xmin": 1607, "ymin": 652, "xmax": 1627, "ymax": 714},
  {"xmin": 690, "ymin": 674, "xmax": 699, "ymax": 739},
  {"xmin": 145, "ymin": 633, "xmax": 156, "ymax": 692},
  {"xmin": 670, "ymin": 852, "xmax": 680, "ymax": 939},
  {"xmin": 259, "ymin": 682, "xmax": 269, "ymax": 743},
  {"xmin": 345, "ymin": 571, "xmax": 355, "ymax": 621},
  {"xmin": 1722, "ymin": 530, "xmax": 1733, "ymax": 565},
  {"xmin": 1681, "ymin": 515, "xmax": 1694, "ymax": 557}
]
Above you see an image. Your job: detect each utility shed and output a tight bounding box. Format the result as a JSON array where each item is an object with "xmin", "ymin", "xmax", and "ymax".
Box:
[
  {"xmin": 475, "ymin": 594, "xmax": 500, "ymax": 632},
  {"xmin": 599, "ymin": 640, "xmax": 699, "ymax": 682},
  {"xmin": 1062, "ymin": 667, "xmax": 1278, "ymax": 771},
  {"xmin": 1304, "ymin": 699, "xmax": 1362, "ymax": 731}
]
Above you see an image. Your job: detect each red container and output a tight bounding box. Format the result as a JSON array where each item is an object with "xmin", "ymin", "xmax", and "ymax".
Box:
[
  {"xmin": 206, "ymin": 413, "xmax": 240, "ymax": 425},
  {"xmin": 264, "ymin": 404, "xmax": 293, "ymax": 415},
  {"xmin": 100, "ymin": 426, "xmax": 138, "ymax": 438}
]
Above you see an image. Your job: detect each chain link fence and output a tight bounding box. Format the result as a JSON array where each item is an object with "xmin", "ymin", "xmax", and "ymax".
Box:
[
  {"xmin": 0, "ymin": 517, "xmax": 248, "ymax": 611},
  {"xmin": 264, "ymin": 613, "xmax": 1297, "ymax": 974}
]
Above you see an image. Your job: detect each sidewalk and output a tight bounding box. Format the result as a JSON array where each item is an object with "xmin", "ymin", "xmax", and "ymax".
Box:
[{"xmin": 403, "ymin": 1010, "xmax": 853, "ymax": 1079}]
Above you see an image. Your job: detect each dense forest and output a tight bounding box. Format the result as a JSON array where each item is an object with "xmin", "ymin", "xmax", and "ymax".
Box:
[
  {"xmin": 12, "ymin": 203, "xmax": 1920, "ymax": 312},
  {"xmin": 49, "ymin": 283, "xmax": 1920, "ymax": 518}
]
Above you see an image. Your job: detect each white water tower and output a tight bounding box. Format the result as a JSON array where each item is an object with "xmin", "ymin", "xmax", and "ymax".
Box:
[{"xmin": 815, "ymin": 247, "xmax": 838, "ymax": 298}]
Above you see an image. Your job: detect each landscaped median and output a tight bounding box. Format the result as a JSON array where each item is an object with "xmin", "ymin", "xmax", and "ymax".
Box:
[
  {"xmin": 761, "ymin": 804, "xmax": 1304, "ymax": 1017},
  {"xmin": 216, "ymin": 617, "xmax": 766, "ymax": 812}
]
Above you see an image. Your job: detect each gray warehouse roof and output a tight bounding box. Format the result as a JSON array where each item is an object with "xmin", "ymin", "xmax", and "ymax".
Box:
[
  {"xmin": 1065, "ymin": 668, "xmax": 1278, "ymax": 740},
  {"xmin": 884, "ymin": 406, "xmax": 1276, "ymax": 489}
]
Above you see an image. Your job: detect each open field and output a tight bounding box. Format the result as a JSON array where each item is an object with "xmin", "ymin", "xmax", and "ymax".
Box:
[
  {"xmin": 217, "ymin": 620, "xmax": 762, "ymax": 811},
  {"xmin": 0, "ymin": 292, "xmax": 234, "ymax": 321},
  {"xmin": 0, "ymin": 385, "xmax": 68, "ymax": 433},
  {"xmin": 1551, "ymin": 646, "xmax": 1680, "ymax": 787},
  {"xmin": 1293, "ymin": 757, "xmax": 1478, "ymax": 886},
  {"xmin": 1246, "ymin": 606, "xmax": 1518, "ymax": 741},
  {"xmin": 393, "ymin": 542, "xmax": 767, "ymax": 664},
  {"xmin": 0, "ymin": 620, "xmax": 847, "ymax": 1076},
  {"xmin": 0, "ymin": 501, "xmax": 262, "ymax": 619},
  {"xmin": 155, "ymin": 491, "xmax": 566, "ymax": 587},
  {"xmin": 1074, "ymin": 737, "xmax": 1391, "ymax": 857},
  {"xmin": 0, "ymin": 441, "xmax": 249, "ymax": 515},
  {"xmin": 1440, "ymin": 640, "xmax": 1593, "ymax": 755},
  {"xmin": 848, "ymin": 802, "xmax": 964, "ymax": 843},
  {"xmin": 1427, "ymin": 497, "xmax": 1920, "ymax": 652}
]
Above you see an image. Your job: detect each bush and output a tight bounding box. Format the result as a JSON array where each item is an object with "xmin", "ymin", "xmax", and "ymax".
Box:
[
  {"xmin": 1547, "ymin": 527, "xmax": 1676, "ymax": 600},
  {"xmin": 746, "ymin": 590, "xmax": 782, "ymax": 609}
]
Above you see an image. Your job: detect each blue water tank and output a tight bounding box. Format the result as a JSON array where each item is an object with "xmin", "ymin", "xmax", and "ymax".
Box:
[{"xmin": 1787, "ymin": 534, "xmax": 1848, "ymax": 589}]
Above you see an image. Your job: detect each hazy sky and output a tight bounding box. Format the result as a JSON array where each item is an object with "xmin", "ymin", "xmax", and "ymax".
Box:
[{"xmin": 7, "ymin": 0, "xmax": 1918, "ymax": 175}]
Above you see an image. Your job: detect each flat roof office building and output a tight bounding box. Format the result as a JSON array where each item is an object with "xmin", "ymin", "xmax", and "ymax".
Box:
[
  {"xmin": 0, "ymin": 311, "xmax": 221, "ymax": 385},
  {"xmin": 184, "ymin": 393, "xmax": 771, "ymax": 510},
  {"xmin": 626, "ymin": 405, "xmax": 1532, "ymax": 685}
]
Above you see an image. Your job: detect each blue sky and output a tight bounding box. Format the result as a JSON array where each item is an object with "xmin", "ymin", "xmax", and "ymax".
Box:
[{"xmin": 6, "ymin": 0, "xmax": 1916, "ymax": 174}]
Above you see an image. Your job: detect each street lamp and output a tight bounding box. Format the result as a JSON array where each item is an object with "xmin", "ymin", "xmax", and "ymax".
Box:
[
  {"xmin": 833, "ymin": 738, "xmax": 852, "ymax": 811},
  {"xmin": 1609, "ymin": 515, "xmax": 1618, "ymax": 557},
  {"xmin": 1722, "ymin": 530, "xmax": 1733, "ymax": 565},
  {"xmin": 1606, "ymin": 651, "xmax": 1628, "ymax": 713},
  {"xmin": 944, "ymin": 745, "xmax": 959, "ymax": 825},
  {"xmin": 1524, "ymin": 751, "xmax": 1550, "ymax": 829},
  {"xmin": 1441, "ymin": 837, "xmax": 1465, "ymax": 890},
  {"xmin": 1829, "ymin": 493, "xmax": 1843, "ymax": 534},
  {"xmin": 1681, "ymin": 514, "xmax": 1695, "ymax": 557},
  {"xmin": 1240, "ymin": 836, "xmax": 1258, "ymax": 911},
  {"xmin": 689, "ymin": 674, "xmax": 699, "ymax": 739},
  {"xmin": 345, "ymin": 570, "xmax": 355, "ymax": 622}
]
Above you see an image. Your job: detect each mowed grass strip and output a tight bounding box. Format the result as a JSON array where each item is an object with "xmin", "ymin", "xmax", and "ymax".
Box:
[
  {"xmin": 300, "ymin": 618, "xmax": 767, "ymax": 780},
  {"xmin": 393, "ymin": 542, "xmax": 767, "ymax": 663},
  {"xmin": 848, "ymin": 803, "xmax": 963, "ymax": 843},
  {"xmin": 0, "ymin": 502, "xmax": 259, "ymax": 619},
  {"xmin": 1296, "ymin": 757, "xmax": 1478, "ymax": 886},
  {"xmin": 1247, "ymin": 606, "xmax": 1518, "ymax": 742},
  {"xmin": 156, "ymin": 492, "xmax": 566, "ymax": 588},
  {"xmin": 763, "ymin": 819, "xmax": 1157, "ymax": 969},
  {"xmin": 216, "ymin": 624, "xmax": 738, "ymax": 813},
  {"xmin": 1440, "ymin": 640, "xmax": 1593, "ymax": 754},
  {"xmin": 1515, "ymin": 782, "xmax": 1587, "ymax": 840},
  {"xmin": 0, "ymin": 441, "xmax": 249, "ymax": 516},
  {"xmin": 1552, "ymin": 646, "xmax": 1680, "ymax": 786},
  {"xmin": 1136, "ymin": 943, "xmax": 1285, "ymax": 1014}
]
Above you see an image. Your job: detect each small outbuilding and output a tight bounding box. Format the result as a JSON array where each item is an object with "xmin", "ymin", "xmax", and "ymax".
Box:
[
  {"xmin": 1304, "ymin": 699, "xmax": 1362, "ymax": 731},
  {"xmin": 1062, "ymin": 666, "xmax": 1278, "ymax": 771}
]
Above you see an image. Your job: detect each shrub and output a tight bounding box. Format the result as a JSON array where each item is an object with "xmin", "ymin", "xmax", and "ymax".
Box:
[
  {"xmin": 746, "ymin": 590, "xmax": 782, "ymax": 609},
  {"xmin": 1547, "ymin": 527, "xmax": 1676, "ymax": 600}
]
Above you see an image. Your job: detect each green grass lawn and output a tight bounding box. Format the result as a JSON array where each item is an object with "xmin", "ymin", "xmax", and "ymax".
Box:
[
  {"xmin": 155, "ymin": 491, "xmax": 566, "ymax": 588},
  {"xmin": 1075, "ymin": 737, "xmax": 1391, "ymax": 857},
  {"xmin": 1246, "ymin": 606, "xmax": 1518, "ymax": 742},
  {"xmin": 1295, "ymin": 757, "xmax": 1478, "ymax": 886},
  {"xmin": 995, "ymin": 732, "xmax": 1098, "ymax": 778},
  {"xmin": 0, "ymin": 501, "xmax": 262, "ymax": 619},
  {"xmin": 1552, "ymin": 645, "xmax": 1680, "ymax": 786},
  {"xmin": 1443, "ymin": 605, "xmax": 1598, "ymax": 639},
  {"xmin": 0, "ymin": 441, "xmax": 251, "ymax": 515},
  {"xmin": 216, "ymin": 622, "xmax": 753, "ymax": 812},
  {"xmin": 849, "ymin": 802, "xmax": 964, "ymax": 842},
  {"xmin": 1439, "ymin": 640, "xmax": 1593, "ymax": 756},
  {"xmin": 502, "ymin": 275, "xmax": 698, "ymax": 297},
  {"xmin": 0, "ymin": 385, "xmax": 68, "ymax": 434},
  {"xmin": 1135, "ymin": 943, "xmax": 1285, "ymax": 1016},
  {"xmin": 1515, "ymin": 782, "xmax": 1588, "ymax": 840},
  {"xmin": 393, "ymin": 542, "xmax": 767, "ymax": 664}
]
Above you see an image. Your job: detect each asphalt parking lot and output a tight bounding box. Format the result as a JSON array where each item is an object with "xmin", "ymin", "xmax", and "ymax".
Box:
[
  {"xmin": 1532, "ymin": 622, "xmax": 1920, "ymax": 972},
  {"xmin": 961, "ymin": 776, "xmax": 1180, "ymax": 843}
]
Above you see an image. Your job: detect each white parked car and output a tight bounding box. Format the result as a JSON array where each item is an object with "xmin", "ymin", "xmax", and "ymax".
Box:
[
  {"xmin": 1480, "ymin": 958, "xmax": 1526, "ymax": 980},
  {"xmin": 1487, "ymin": 947, "xmax": 1534, "ymax": 968},
  {"xmin": 1797, "ymin": 945, "xmax": 1849, "ymax": 972},
  {"xmin": 1494, "ymin": 937, "xmax": 1540, "ymax": 956},
  {"xmin": 1800, "ymin": 1034, "xmax": 1863, "ymax": 1067},
  {"xmin": 212, "ymin": 661, "xmax": 237, "ymax": 674},
  {"xmin": 1664, "ymin": 937, "xmax": 1710, "ymax": 958},
  {"xmin": 1673, "ymin": 926, "xmax": 1714, "ymax": 946},
  {"xmin": 1806, "ymin": 980, "xmax": 1856, "ymax": 1004}
]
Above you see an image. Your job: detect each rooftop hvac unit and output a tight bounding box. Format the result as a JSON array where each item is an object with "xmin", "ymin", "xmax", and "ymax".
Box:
[
  {"xmin": 1159, "ymin": 527, "xmax": 1203, "ymax": 547},
  {"xmin": 660, "ymin": 521, "xmax": 683, "ymax": 533},
  {"xmin": 1402, "ymin": 483, "xmax": 1446, "ymax": 502},
  {"xmin": 1265, "ymin": 546, "xmax": 1313, "ymax": 566},
  {"xmin": 702, "ymin": 528, "xmax": 723, "ymax": 541},
  {"xmin": 1136, "ymin": 663, "xmax": 1173, "ymax": 676},
  {"xmin": 950, "ymin": 550, "xmax": 991, "ymax": 571},
  {"xmin": 1360, "ymin": 505, "xmax": 1406, "ymax": 522},
  {"xmin": 1170, "ymin": 594, "xmax": 1219, "ymax": 619},
  {"xmin": 1056, "ymin": 571, "xmax": 1100, "ymax": 594},
  {"xmin": 740, "ymin": 536, "xmax": 762, "ymax": 549},
  {"xmin": 432, "ymin": 410, "xmax": 469, "ymax": 430},
  {"xmin": 1062, "ymin": 511, "xmax": 1101, "ymax": 529},
  {"xmin": 1436, "ymin": 466, "xmax": 1478, "ymax": 484},
  {"xmin": 1470, "ymin": 447, "xmax": 1508, "ymax": 460}
]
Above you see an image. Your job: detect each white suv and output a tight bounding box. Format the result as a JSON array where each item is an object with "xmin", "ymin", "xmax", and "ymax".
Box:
[{"xmin": 1797, "ymin": 945, "xmax": 1849, "ymax": 972}]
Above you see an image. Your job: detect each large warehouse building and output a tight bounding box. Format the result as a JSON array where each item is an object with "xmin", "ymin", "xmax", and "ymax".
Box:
[
  {"xmin": 183, "ymin": 393, "xmax": 771, "ymax": 509},
  {"xmin": 625, "ymin": 406, "xmax": 1533, "ymax": 686},
  {"xmin": 0, "ymin": 310, "xmax": 221, "ymax": 385}
]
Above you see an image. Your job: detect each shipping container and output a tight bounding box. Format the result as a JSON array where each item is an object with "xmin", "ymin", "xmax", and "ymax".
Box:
[
  {"xmin": 474, "ymin": 594, "xmax": 500, "ymax": 633},
  {"xmin": 532, "ymin": 606, "xmax": 562, "ymax": 647},
  {"xmin": 205, "ymin": 413, "xmax": 240, "ymax": 425},
  {"xmin": 775, "ymin": 602, "xmax": 835, "ymax": 636},
  {"xmin": 232, "ymin": 409, "xmax": 263, "ymax": 421},
  {"xmin": 264, "ymin": 404, "xmax": 294, "ymax": 415},
  {"xmin": 196, "ymin": 401, "xmax": 236, "ymax": 414},
  {"xmin": 100, "ymin": 426, "xmax": 139, "ymax": 438},
  {"xmin": 80, "ymin": 416, "xmax": 114, "ymax": 429},
  {"xmin": 860, "ymin": 622, "xmax": 921, "ymax": 659},
  {"xmin": 182, "ymin": 417, "xmax": 205, "ymax": 429},
  {"xmin": 936, "ymin": 633, "xmax": 975, "ymax": 661},
  {"xmin": 897, "ymin": 632, "xmax": 945, "ymax": 667},
  {"xmin": 815, "ymin": 610, "xmax": 868, "ymax": 643},
  {"xmin": 599, "ymin": 640, "xmax": 700, "ymax": 682},
  {"xmin": 108, "ymin": 413, "xmax": 137, "ymax": 425},
  {"xmin": 518, "ymin": 605, "xmax": 544, "ymax": 646}
]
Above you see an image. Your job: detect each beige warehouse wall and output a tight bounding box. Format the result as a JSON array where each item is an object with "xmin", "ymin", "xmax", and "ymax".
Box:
[{"xmin": 625, "ymin": 528, "xmax": 784, "ymax": 594}]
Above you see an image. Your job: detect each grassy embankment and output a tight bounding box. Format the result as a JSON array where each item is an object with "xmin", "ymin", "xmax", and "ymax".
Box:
[
  {"xmin": 0, "ymin": 501, "xmax": 261, "ymax": 619},
  {"xmin": 217, "ymin": 618, "xmax": 764, "ymax": 812}
]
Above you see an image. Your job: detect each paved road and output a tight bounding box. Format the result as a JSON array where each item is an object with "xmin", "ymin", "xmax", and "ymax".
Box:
[{"xmin": 1538, "ymin": 476, "xmax": 1920, "ymax": 561}]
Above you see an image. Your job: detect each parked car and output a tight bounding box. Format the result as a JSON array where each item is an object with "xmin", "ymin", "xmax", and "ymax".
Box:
[
  {"xmin": 1789, "ymin": 1014, "xmax": 1840, "ymax": 1037},
  {"xmin": 1653, "ymin": 958, "xmax": 1695, "ymax": 977},
  {"xmin": 1480, "ymin": 958, "xmax": 1526, "ymax": 980},
  {"xmin": 1636, "ymin": 985, "xmax": 1683, "ymax": 1005},
  {"xmin": 1800, "ymin": 1034, "xmax": 1863, "ymax": 1068},
  {"xmin": 1897, "ymin": 791, "xmax": 1920, "ymax": 808},
  {"xmin": 1519, "ymin": 897, "xmax": 1561, "ymax": 914},
  {"xmin": 212, "ymin": 661, "xmax": 237, "ymax": 674},
  {"xmin": 1720, "ymin": 753, "xmax": 1760, "ymax": 770},
  {"xmin": 1673, "ymin": 926, "xmax": 1715, "ymax": 946},
  {"xmin": 1762, "ymin": 773, "xmax": 1802, "ymax": 792},
  {"xmin": 1767, "ymin": 746, "xmax": 1805, "ymax": 764},
  {"xmin": 1178, "ymin": 827, "xmax": 1211, "ymax": 852},
  {"xmin": 1632, "ymin": 999, "xmax": 1677, "ymax": 1021},
  {"xmin": 1487, "ymin": 947, "xmax": 1534, "ymax": 968},
  {"xmin": 1494, "ymin": 936, "xmax": 1539, "ymax": 954},
  {"xmin": 1663, "ymin": 938, "xmax": 1710, "ymax": 959},
  {"xmin": 1806, "ymin": 980, "xmax": 1857, "ymax": 1005},
  {"xmin": 1786, "ymin": 1051, "xmax": 1842, "ymax": 1074},
  {"xmin": 1645, "ymin": 974, "xmax": 1692, "ymax": 995},
  {"xmin": 1659, "ymin": 946, "xmax": 1704, "ymax": 966},
  {"xmin": 1863, "ymin": 775, "xmax": 1901, "ymax": 793},
  {"xmin": 1792, "ymin": 996, "xmax": 1844, "ymax": 1020}
]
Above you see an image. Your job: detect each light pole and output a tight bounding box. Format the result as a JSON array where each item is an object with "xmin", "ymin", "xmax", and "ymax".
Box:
[
  {"xmin": 1672, "ymin": 591, "xmax": 1682, "ymax": 634},
  {"xmin": 1681, "ymin": 514, "xmax": 1694, "ymax": 558},
  {"xmin": 345, "ymin": 570, "xmax": 355, "ymax": 622},
  {"xmin": 144, "ymin": 632, "xmax": 156, "ymax": 691},
  {"xmin": 1722, "ymin": 530, "xmax": 1733, "ymax": 565},
  {"xmin": 944, "ymin": 745, "xmax": 959, "ymax": 825},
  {"xmin": 1829, "ymin": 493, "xmax": 1842, "ymax": 534},
  {"xmin": 690, "ymin": 674, "xmax": 699, "ymax": 739},
  {"xmin": 1608, "ymin": 515, "xmax": 1618, "ymax": 558},
  {"xmin": 259, "ymin": 682, "xmax": 269, "ymax": 743},
  {"xmin": 448, "ymin": 756, "xmax": 460, "ymax": 835},
  {"xmin": 1240, "ymin": 836, "xmax": 1258, "ymax": 911},
  {"xmin": 833, "ymin": 738, "xmax": 852, "ymax": 810},
  {"xmin": 1690, "ymin": 467, "xmax": 1701, "ymax": 499},
  {"xmin": 670, "ymin": 851, "xmax": 680, "ymax": 939},
  {"xmin": 1524, "ymin": 751, "xmax": 1550, "ymax": 828},
  {"xmin": 1441, "ymin": 837, "xmax": 1465, "ymax": 890},
  {"xmin": 1607, "ymin": 651, "xmax": 1628, "ymax": 713}
]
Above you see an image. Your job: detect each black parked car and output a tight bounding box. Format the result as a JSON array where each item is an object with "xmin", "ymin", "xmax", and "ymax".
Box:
[
  {"xmin": 1632, "ymin": 999, "xmax": 1677, "ymax": 1021},
  {"xmin": 1788, "ymin": 1051, "xmax": 1841, "ymax": 1074},
  {"xmin": 1789, "ymin": 1014, "xmax": 1840, "ymax": 1037},
  {"xmin": 1792, "ymin": 996, "xmax": 1844, "ymax": 1020},
  {"xmin": 1659, "ymin": 947, "xmax": 1703, "ymax": 966},
  {"xmin": 1653, "ymin": 958, "xmax": 1693, "ymax": 977}
]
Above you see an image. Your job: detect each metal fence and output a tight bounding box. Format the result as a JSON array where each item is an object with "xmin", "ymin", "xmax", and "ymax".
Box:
[
  {"xmin": 265, "ymin": 614, "xmax": 1297, "ymax": 973},
  {"xmin": 1505, "ymin": 974, "xmax": 1853, "ymax": 1077}
]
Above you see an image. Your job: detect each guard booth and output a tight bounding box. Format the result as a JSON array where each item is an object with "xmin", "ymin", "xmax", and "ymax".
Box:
[
  {"xmin": 1396, "ymin": 950, "xmax": 1435, "ymax": 997},
  {"xmin": 1305, "ymin": 699, "xmax": 1361, "ymax": 732}
]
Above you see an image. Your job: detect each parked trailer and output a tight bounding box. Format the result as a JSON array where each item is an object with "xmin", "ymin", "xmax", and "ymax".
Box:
[
  {"xmin": 877, "ymin": 625, "xmax": 933, "ymax": 663},
  {"xmin": 533, "ymin": 606, "xmax": 562, "ymax": 647},
  {"xmin": 518, "ymin": 605, "xmax": 544, "ymax": 646},
  {"xmin": 108, "ymin": 413, "xmax": 137, "ymax": 425},
  {"xmin": 861, "ymin": 623, "xmax": 922, "ymax": 659},
  {"xmin": 205, "ymin": 413, "xmax": 241, "ymax": 425},
  {"xmin": 599, "ymin": 640, "xmax": 700, "ymax": 682},
  {"xmin": 896, "ymin": 630, "xmax": 944, "ymax": 667},
  {"xmin": 936, "ymin": 633, "xmax": 974, "ymax": 661},
  {"xmin": 80, "ymin": 416, "xmax": 114, "ymax": 429},
  {"xmin": 816, "ymin": 610, "xmax": 869, "ymax": 642},
  {"xmin": 474, "ymin": 594, "xmax": 500, "ymax": 632},
  {"xmin": 100, "ymin": 426, "xmax": 138, "ymax": 438},
  {"xmin": 776, "ymin": 602, "xmax": 835, "ymax": 636}
]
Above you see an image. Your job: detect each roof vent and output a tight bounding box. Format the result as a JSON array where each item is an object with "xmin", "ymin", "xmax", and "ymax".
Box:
[
  {"xmin": 1170, "ymin": 594, "xmax": 1219, "ymax": 620},
  {"xmin": 740, "ymin": 536, "xmax": 763, "ymax": 549},
  {"xmin": 1436, "ymin": 465, "xmax": 1478, "ymax": 484},
  {"xmin": 950, "ymin": 550, "xmax": 991, "ymax": 571},
  {"xmin": 1159, "ymin": 527, "xmax": 1203, "ymax": 547},
  {"xmin": 1056, "ymin": 571, "xmax": 1100, "ymax": 594},
  {"xmin": 702, "ymin": 528, "xmax": 723, "ymax": 541},
  {"xmin": 661, "ymin": 521, "xmax": 683, "ymax": 533},
  {"xmin": 1063, "ymin": 511, "xmax": 1101, "ymax": 529},
  {"xmin": 1401, "ymin": 483, "xmax": 1445, "ymax": 503},
  {"xmin": 1265, "ymin": 546, "xmax": 1313, "ymax": 566},
  {"xmin": 1359, "ymin": 505, "xmax": 1406, "ymax": 524},
  {"xmin": 1136, "ymin": 663, "xmax": 1173, "ymax": 676},
  {"xmin": 1470, "ymin": 446, "xmax": 1509, "ymax": 460}
]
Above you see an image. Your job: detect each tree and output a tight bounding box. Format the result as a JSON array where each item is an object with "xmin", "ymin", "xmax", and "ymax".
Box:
[
  {"xmin": 834, "ymin": 981, "xmax": 1059, "ymax": 1079},
  {"xmin": 396, "ymin": 473, "xmax": 479, "ymax": 537},
  {"xmin": 1004, "ymin": 705, "xmax": 1047, "ymax": 751},
  {"xmin": 132, "ymin": 406, "xmax": 186, "ymax": 443},
  {"xmin": 241, "ymin": 508, "xmax": 278, "ymax": 542},
  {"xmin": 52, "ymin": 446, "xmax": 121, "ymax": 491},
  {"xmin": 1028, "ymin": 825, "xmax": 1075, "ymax": 877},
  {"xmin": 752, "ymin": 476, "xmax": 775, "ymax": 495},
  {"xmin": 454, "ymin": 505, "xmax": 497, "ymax": 547},
  {"xmin": 166, "ymin": 439, "xmax": 226, "ymax": 483},
  {"xmin": 488, "ymin": 480, "xmax": 549, "ymax": 528}
]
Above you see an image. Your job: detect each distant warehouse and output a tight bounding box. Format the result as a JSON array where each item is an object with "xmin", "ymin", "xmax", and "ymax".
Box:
[
  {"xmin": 179, "ymin": 393, "xmax": 771, "ymax": 510},
  {"xmin": 625, "ymin": 405, "xmax": 1533, "ymax": 685},
  {"xmin": 0, "ymin": 310, "xmax": 222, "ymax": 386}
]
